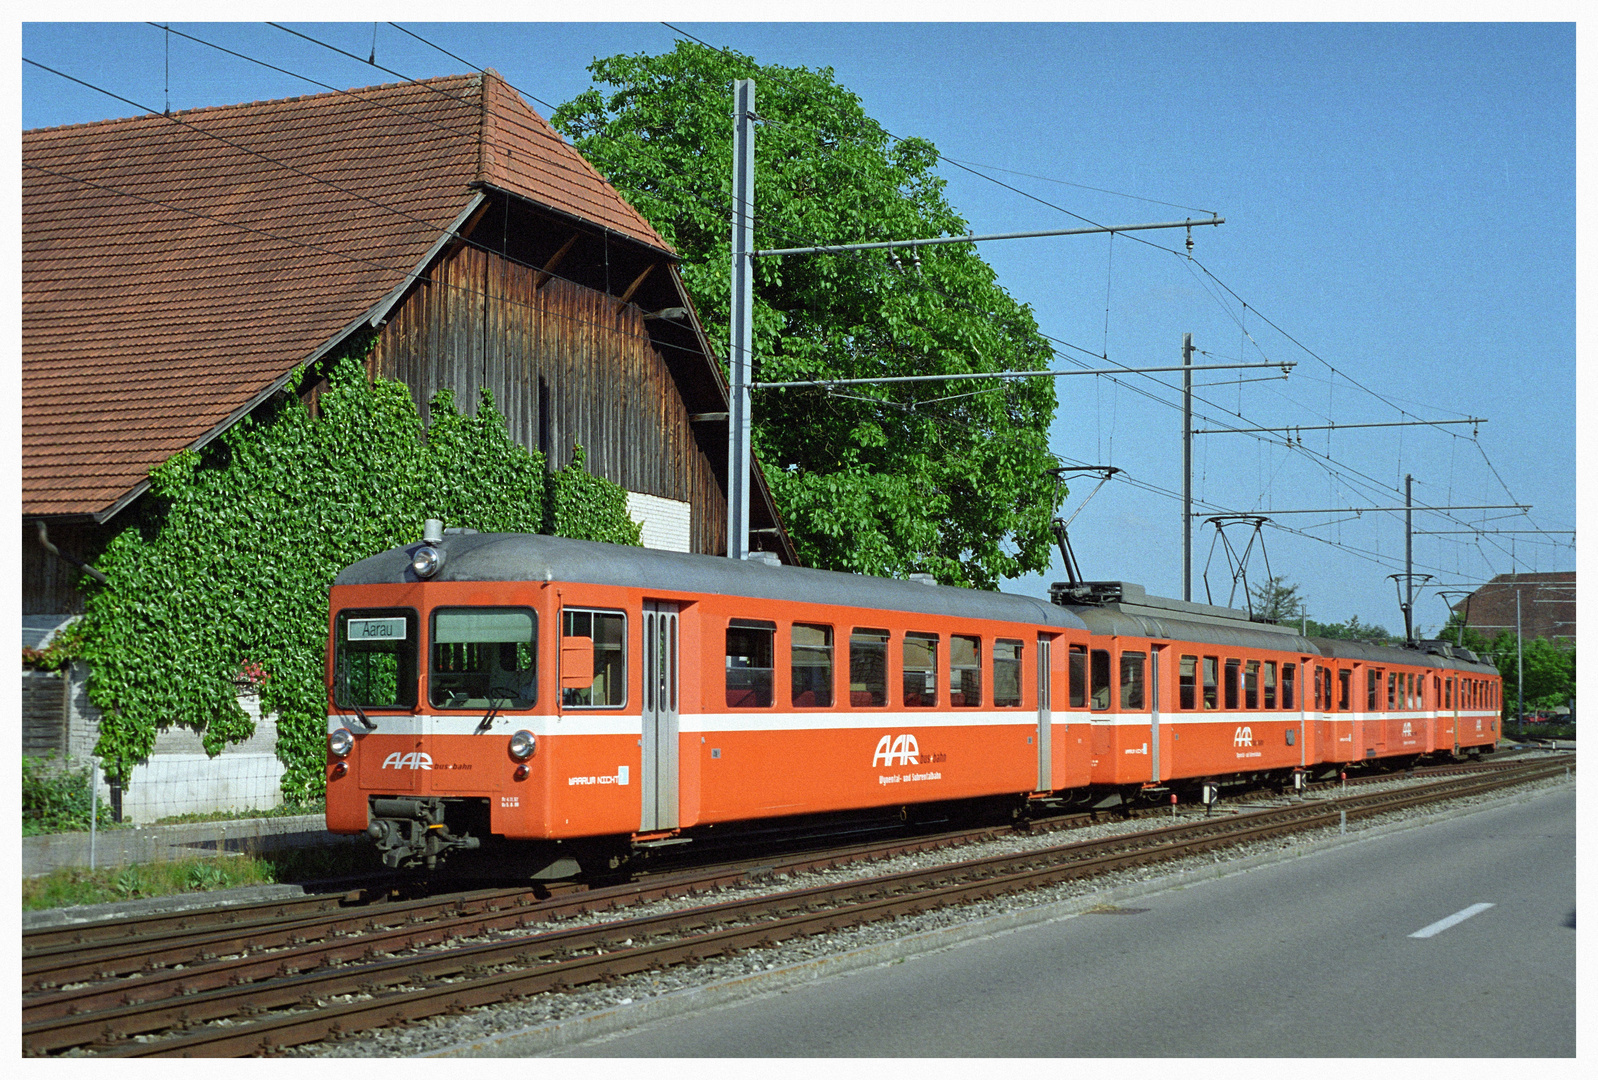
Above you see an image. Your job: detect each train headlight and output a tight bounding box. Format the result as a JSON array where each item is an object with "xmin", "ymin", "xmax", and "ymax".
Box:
[
  {"xmin": 411, "ymin": 545, "xmax": 444, "ymax": 579},
  {"xmin": 329, "ymin": 728, "xmax": 354, "ymax": 758},
  {"xmin": 508, "ymin": 729, "xmax": 537, "ymax": 760}
]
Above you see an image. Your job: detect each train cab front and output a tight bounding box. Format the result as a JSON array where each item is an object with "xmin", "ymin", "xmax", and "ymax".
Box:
[{"xmin": 324, "ymin": 533, "xmax": 546, "ymax": 871}]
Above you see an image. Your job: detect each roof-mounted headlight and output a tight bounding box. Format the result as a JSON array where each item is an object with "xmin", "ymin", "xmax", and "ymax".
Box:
[{"xmin": 411, "ymin": 545, "xmax": 444, "ymax": 579}]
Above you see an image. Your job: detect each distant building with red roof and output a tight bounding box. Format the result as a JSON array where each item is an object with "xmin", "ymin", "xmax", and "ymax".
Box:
[{"xmin": 1451, "ymin": 571, "xmax": 1575, "ymax": 644}]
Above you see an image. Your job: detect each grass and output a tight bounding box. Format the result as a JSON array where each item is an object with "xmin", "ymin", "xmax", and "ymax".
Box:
[
  {"xmin": 22, "ymin": 841, "xmax": 384, "ymax": 912},
  {"xmin": 148, "ymin": 801, "xmax": 326, "ymax": 826}
]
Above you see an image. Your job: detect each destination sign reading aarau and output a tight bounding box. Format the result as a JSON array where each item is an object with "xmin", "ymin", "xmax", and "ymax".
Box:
[{"xmin": 348, "ymin": 618, "xmax": 406, "ymax": 640}]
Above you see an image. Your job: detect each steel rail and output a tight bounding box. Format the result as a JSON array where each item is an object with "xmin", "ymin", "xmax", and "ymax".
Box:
[{"xmin": 26, "ymin": 759, "xmax": 1568, "ymax": 1057}]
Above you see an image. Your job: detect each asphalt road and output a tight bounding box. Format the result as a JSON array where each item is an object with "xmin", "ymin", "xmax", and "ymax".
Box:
[{"xmin": 555, "ymin": 785, "xmax": 1576, "ymax": 1057}]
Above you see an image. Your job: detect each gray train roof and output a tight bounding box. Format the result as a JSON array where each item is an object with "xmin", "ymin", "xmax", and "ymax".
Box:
[
  {"xmin": 1311, "ymin": 636, "xmax": 1499, "ymax": 674},
  {"xmin": 1066, "ymin": 606, "xmax": 1319, "ymax": 654},
  {"xmin": 334, "ymin": 532, "xmax": 1089, "ymax": 632},
  {"xmin": 1057, "ymin": 581, "xmax": 1317, "ymax": 653}
]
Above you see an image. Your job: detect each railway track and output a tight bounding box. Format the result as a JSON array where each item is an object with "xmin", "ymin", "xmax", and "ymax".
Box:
[{"xmin": 23, "ymin": 754, "xmax": 1568, "ymax": 1057}]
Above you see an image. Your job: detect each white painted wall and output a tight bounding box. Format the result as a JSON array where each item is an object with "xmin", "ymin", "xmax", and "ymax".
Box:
[{"xmin": 625, "ymin": 491, "xmax": 692, "ymax": 552}]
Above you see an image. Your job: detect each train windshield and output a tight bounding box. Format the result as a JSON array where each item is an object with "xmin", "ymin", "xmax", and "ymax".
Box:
[
  {"xmin": 334, "ymin": 608, "xmax": 419, "ymax": 710},
  {"xmin": 430, "ymin": 607, "xmax": 538, "ymax": 710}
]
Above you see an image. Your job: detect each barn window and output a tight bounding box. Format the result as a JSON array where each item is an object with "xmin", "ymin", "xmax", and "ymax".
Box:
[
  {"xmin": 726, "ymin": 620, "xmax": 775, "ymax": 708},
  {"xmin": 791, "ymin": 624, "xmax": 833, "ymax": 708}
]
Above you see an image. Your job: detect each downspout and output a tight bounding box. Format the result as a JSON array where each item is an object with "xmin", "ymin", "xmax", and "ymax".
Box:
[{"xmin": 36, "ymin": 520, "xmax": 108, "ymax": 585}]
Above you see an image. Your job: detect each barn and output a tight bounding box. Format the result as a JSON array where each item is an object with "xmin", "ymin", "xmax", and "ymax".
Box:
[{"xmin": 22, "ymin": 70, "xmax": 793, "ymax": 817}]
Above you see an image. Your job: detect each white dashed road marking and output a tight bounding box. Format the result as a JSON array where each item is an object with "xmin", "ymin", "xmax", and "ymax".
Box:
[{"xmin": 1409, "ymin": 902, "xmax": 1495, "ymax": 939}]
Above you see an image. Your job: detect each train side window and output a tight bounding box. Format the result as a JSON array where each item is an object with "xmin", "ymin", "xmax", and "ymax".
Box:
[
  {"xmin": 1244, "ymin": 661, "xmax": 1260, "ymax": 710},
  {"xmin": 1120, "ymin": 652, "xmax": 1146, "ymax": 711},
  {"xmin": 1203, "ymin": 656, "xmax": 1219, "ymax": 709},
  {"xmin": 1408, "ymin": 673, "xmax": 1417, "ymax": 710},
  {"xmin": 791, "ymin": 624, "xmax": 834, "ymax": 708},
  {"xmin": 1263, "ymin": 661, "xmax": 1277, "ymax": 709},
  {"xmin": 951, "ymin": 635, "xmax": 982, "ymax": 707},
  {"xmin": 1088, "ymin": 649, "xmax": 1111, "ymax": 711},
  {"xmin": 849, "ymin": 629, "xmax": 890, "ymax": 707},
  {"xmin": 994, "ymin": 640, "xmax": 1024, "ymax": 708},
  {"xmin": 903, "ymin": 633, "xmax": 939, "ymax": 707},
  {"xmin": 561, "ymin": 609, "xmax": 626, "ymax": 708},
  {"xmin": 1445, "ymin": 678, "xmax": 1452, "ymax": 709},
  {"xmin": 1339, "ymin": 670, "xmax": 1351, "ymax": 711},
  {"xmin": 1368, "ymin": 669, "xmax": 1379, "ymax": 711},
  {"xmin": 1312, "ymin": 666, "xmax": 1323, "ymax": 711},
  {"xmin": 1179, "ymin": 655, "xmax": 1197, "ymax": 710},
  {"xmin": 1069, "ymin": 645, "xmax": 1088, "ymax": 708},
  {"xmin": 1224, "ymin": 659, "xmax": 1240, "ymax": 711},
  {"xmin": 430, "ymin": 607, "xmax": 537, "ymax": 710},
  {"xmin": 725, "ymin": 620, "xmax": 776, "ymax": 708},
  {"xmin": 1282, "ymin": 663, "xmax": 1296, "ymax": 710},
  {"xmin": 1387, "ymin": 671, "xmax": 1397, "ymax": 711}
]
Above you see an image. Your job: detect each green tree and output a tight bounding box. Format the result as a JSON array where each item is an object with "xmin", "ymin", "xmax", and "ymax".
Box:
[
  {"xmin": 1490, "ymin": 633, "xmax": 1575, "ymax": 716},
  {"xmin": 1249, "ymin": 576, "xmax": 1303, "ymax": 622},
  {"xmin": 1305, "ymin": 614, "xmax": 1401, "ymax": 645},
  {"xmin": 553, "ymin": 42, "xmax": 1062, "ymax": 588}
]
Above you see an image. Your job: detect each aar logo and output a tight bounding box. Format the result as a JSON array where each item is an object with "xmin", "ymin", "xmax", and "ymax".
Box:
[
  {"xmin": 381, "ymin": 752, "xmax": 433, "ymax": 770},
  {"xmin": 872, "ymin": 733, "xmax": 920, "ymax": 767},
  {"xmin": 1232, "ymin": 726, "xmax": 1253, "ymax": 747}
]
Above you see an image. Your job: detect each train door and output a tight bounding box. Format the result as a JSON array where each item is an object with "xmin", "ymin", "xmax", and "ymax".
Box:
[
  {"xmin": 640, "ymin": 601, "xmax": 679, "ymax": 832},
  {"xmin": 1035, "ymin": 637, "xmax": 1052, "ymax": 791},
  {"xmin": 1149, "ymin": 645, "xmax": 1164, "ymax": 783}
]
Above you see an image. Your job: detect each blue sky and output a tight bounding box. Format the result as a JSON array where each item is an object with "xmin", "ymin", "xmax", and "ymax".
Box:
[{"xmin": 19, "ymin": 20, "xmax": 1576, "ymax": 634}]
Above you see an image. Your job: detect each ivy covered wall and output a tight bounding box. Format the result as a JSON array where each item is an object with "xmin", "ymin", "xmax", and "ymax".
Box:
[{"xmin": 75, "ymin": 354, "xmax": 641, "ymax": 803}]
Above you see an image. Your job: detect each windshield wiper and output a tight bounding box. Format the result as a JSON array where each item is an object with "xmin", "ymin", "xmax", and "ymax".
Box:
[
  {"xmin": 475, "ymin": 689, "xmax": 515, "ymax": 734},
  {"xmin": 348, "ymin": 702, "xmax": 376, "ymax": 732}
]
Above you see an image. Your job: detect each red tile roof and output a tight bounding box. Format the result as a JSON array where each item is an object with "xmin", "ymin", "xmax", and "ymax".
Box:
[
  {"xmin": 1454, "ymin": 571, "xmax": 1576, "ymax": 642},
  {"xmin": 23, "ymin": 71, "xmax": 672, "ymax": 519}
]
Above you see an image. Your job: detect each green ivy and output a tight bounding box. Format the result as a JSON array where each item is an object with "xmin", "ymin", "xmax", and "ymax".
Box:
[{"xmin": 76, "ymin": 353, "xmax": 640, "ymax": 802}]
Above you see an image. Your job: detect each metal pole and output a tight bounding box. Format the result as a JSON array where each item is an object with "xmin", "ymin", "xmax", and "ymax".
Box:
[
  {"xmin": 1516, "ymin": 585, "xmax": 1524, "ymax": 727},
  {"xmin": 1183, "ymin": 333, "xmax": 1193, "ymax": 602},
  {"xmin": 727, "ymin": 79, "xmax": 756, "ymax": 560},
  {"xmin": 1404, "ymin": 474, "xmax": 1414, "ymax": 645},
  {"xmin": 89, "ymin": 758, "xmax": 98, "ymax": 871}
]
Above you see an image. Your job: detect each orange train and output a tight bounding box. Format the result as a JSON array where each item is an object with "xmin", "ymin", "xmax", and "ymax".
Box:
[{"xmin": 325, "ymin": 528, "xmax": 1503, "ymax": 875}]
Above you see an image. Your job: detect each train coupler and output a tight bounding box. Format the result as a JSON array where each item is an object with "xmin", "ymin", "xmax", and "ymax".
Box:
[{"xmin": 367, "ymin": 797, "xmax": 481, "ymax": 870}]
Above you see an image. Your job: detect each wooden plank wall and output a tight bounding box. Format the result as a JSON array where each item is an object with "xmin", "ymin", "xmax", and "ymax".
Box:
[{"xmin": 373, "ymin": 243, "xmax": 727, "ymax": 555}]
